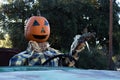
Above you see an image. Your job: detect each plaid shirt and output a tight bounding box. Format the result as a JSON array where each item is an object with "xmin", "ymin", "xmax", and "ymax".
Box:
[{"xmin": 9, "ymin": 48, "xmax": 61, "ymax": 67}]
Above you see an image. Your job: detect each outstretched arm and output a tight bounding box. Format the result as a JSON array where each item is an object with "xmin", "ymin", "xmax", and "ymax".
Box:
[{"xmin": 70, "ymin": 32, "xmax": 95, "ymax": 60}]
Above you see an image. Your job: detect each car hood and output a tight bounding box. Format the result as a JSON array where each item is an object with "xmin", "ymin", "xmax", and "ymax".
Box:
[{"xmin": 0, "ymin": 66, "xmax": 120, "ymax": 80}]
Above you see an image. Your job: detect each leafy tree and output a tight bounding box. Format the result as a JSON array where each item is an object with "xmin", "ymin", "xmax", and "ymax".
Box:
[
  {"xmin": 0, "ymin": 0, "xmax": 33, "ymax": 50},
  {"xmin": 75, "ymin": 48, "xmax": 108, "ymax": 70}
]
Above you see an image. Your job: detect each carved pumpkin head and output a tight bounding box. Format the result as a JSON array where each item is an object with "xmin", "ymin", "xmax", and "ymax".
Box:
[{"xmin": 24, "ymin": 16, "xmax": 50, "ymax": 42}]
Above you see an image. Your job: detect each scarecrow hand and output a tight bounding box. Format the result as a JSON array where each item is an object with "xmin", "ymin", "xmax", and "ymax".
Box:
[{"xmin": 70, "ymin": 32, "xmax": 95, "ymax": 60}]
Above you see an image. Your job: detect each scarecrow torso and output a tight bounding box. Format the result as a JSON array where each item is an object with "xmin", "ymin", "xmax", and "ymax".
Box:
[{"xmin": 9, "ymin": 48, "xmax": 61, "ymax": 67}]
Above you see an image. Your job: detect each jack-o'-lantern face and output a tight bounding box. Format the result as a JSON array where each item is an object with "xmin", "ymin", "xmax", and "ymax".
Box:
[{"xmin": 24, "ymin": 16, "xmax": 50, "ymax": 42}]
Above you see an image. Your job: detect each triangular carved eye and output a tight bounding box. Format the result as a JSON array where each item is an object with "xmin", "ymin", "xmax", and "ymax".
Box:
[
  {"xmin": 32, "ymin": 20, "xmax": 40, "ymax": 26},
  {"xmin": 44, "ymin": 20, "xmax": 49, "ymax": 26}
]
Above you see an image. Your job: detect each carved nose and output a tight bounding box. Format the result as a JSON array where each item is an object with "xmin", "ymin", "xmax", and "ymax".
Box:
[{"xmin": 41, "ymin": 27, "xmax": 45, "ymax": 33}]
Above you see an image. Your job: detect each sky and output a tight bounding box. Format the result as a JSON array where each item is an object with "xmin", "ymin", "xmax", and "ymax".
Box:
[
  {"xmin": 0, "ymin": 0, "xmax": 8, "ymax": 5},
  {"xmin": 116, "ymin": 0, "xmax": 120, "ymax": 5},
  {"xmin": 0, "ymin": 0, "xmax": 1, "ymax": 3},
  {"xmin": 116, "ymin": 0, "xmax": 120, "ymax": 2}
]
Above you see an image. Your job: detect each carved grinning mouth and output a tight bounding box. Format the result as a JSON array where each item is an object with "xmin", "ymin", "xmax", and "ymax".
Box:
[{"xmin": 33, "ymin": 35, "xmax": 47, "ymax": 39}]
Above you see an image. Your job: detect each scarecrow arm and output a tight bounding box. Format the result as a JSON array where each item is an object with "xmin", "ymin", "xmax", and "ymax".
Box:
[{"xmin": 70, "ymin": 32, "xmax": 95, "ymax": 60}]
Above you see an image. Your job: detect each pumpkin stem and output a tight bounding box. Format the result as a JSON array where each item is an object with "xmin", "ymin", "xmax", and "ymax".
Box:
[{"xmin": 37, "ymin": 10, "xmax": 41, "ymax": 16}]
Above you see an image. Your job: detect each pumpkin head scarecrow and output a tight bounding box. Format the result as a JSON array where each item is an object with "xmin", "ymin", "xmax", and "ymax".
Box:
[
  {"xmin": 25, "ymin": 16, "xmax": 50, "ymax": 42},
  {"xmin": 9, "ymin": 11, "xmax": 94, "ymax": 67}
]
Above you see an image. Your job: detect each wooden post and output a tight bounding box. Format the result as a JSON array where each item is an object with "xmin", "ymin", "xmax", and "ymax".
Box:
[{"xmin": 108, "ymin": 0, "xmax": 113, "ymax": 70}]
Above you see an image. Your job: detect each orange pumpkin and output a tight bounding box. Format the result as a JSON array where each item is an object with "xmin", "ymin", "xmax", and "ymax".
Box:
[{"xmin": 24, "ymin": 16, "xmax": 50, "ymax": 42}]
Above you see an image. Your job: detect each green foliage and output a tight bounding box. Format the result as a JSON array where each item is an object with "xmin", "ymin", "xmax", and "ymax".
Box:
[
  {"xmin": 8, "ymin": 22, "xmax": 28, "ymax": 50},
  {"xmin": 37, "ymin": 0, "xmax": 99, "ymax": 51},
  {"xmin": 75, "ymin": 48, "xmax": 108, "ymax": 70}
]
